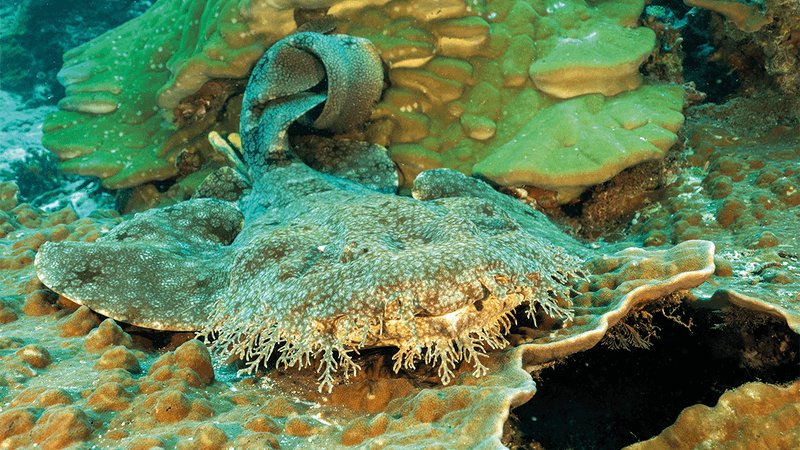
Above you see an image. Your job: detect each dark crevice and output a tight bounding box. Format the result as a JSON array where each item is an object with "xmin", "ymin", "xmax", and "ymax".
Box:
[{"xmin": 513, "ymin": 301, "xmax": 799, "ymax": 449}]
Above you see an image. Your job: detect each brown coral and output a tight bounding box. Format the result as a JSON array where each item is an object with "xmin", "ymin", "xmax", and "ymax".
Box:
[{"xmin": 627, "ymin": 380, "xmax": 800, "ymax": 450}]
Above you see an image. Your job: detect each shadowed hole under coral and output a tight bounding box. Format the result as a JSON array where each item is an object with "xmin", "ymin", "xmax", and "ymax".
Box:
[{"xmin": 510, "ymin": 300, "xmax": 799, "ymax": 450}]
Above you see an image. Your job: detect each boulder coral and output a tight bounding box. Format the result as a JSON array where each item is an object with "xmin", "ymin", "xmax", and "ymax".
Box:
[
  {"xmin": 630, "ymin": 122, "xmax": 800, "ymax": 334},
  {"xmin": 472, "ymin": 84, "xmax": 685, "ymax": 202},
  {"xmin": 526, "ymin": 1, "xmax": 656, "ymax": 98},
  {"xmin": 342, "ymin": 0, "xmax": 685, "ymax": 201},
  {"xmin": 42, "ymin": 0, "xmax": 685, "ymax": 204}
]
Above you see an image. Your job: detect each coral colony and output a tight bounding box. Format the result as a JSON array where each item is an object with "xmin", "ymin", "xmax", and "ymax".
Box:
[{"xmin": 0, "ymin": 1, "xmax": 798, "ymax": 449}]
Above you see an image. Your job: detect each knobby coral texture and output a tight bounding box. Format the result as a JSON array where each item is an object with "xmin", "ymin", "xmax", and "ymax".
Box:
[{"xmin": 42, "ymin": 0, "xmax": 684, "ymax": 205}]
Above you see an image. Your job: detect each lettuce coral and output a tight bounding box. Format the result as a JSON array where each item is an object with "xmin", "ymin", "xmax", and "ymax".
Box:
[
  {"xmin": 339, "ymin": 0, "xmax": 684, "ymax": 200},
  {"xmin": 41, "ymin": 0, "xmax": 683, "ymax": 205},
  {"xmin": 472, "ymin": 84, "xmax": 685, "ymax": 202},
  {"xmin": 39, "ymin": 0, "xmax": 340, "ymax": 189}
]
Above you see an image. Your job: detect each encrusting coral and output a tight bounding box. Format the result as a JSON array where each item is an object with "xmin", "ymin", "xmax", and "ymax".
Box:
[
  {"xmin": 41, "ymin": 0, "xmax": 688, "ymax": 205},
  {"xmin": 626, "ymin": 380, "xmax": 800, "ymax": 450},
  {"xmin": 471, "ymin": 84, "xmax": 685, "ymax": 202},
  {"xmin": 512, "ymin": 240, "xmax": 717, "ymax": 366},
  {"xmin": 628, "ymin": 121, "xmax": 800, "ymax": 334}
]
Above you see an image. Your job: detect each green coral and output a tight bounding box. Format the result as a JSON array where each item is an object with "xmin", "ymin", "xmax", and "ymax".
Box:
[
  {"xmin": 0, "ymin": 0, "xmax": 148, "ymax": 103},
  {"xmin": 40, "ymin": 0, "xmax": 301, "ymax": 189},
  {"xmin": 473, "ymin": 84, "xmax": 686, "ymax": 202},
  {"xmin": 340, "ymin": 0, "xmax": 683, "ymax": 201},
  {"xmin": 41, "ymin": 0, "xmax": 683, "ymax": 204}
]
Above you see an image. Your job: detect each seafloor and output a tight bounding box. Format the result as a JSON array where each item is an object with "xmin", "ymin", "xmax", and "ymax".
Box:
[{"xmin": 1, "ymin": 1, "xmax": 799, "ymax": 450}]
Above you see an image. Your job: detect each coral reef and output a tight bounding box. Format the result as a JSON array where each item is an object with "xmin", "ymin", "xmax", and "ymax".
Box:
[
  {"xmin": 732, "ymin": 1, "xmax": 798, "ymax": 93},
  {"xmin": 0, "ymin": 91, "xmax": 61, "ymax": 201},
  {"xmin": 4, "ymin": 0, "xmax": 800, "ymax": 448},
  {"xmin": 39, "ymin": 0, "xmax": 305, "ymax": 190},
  {"xmin": 23, "ymin": 21, "xmax": 798, "ymax": 449},
  {"xmin": 0, "ymin": 275, "xmax": 542, "ymax": 450},
  {"xmin": 626, "ymin": 121, "xmax": 800, "ymax": 332},
  {"xmin": 326, "ymin": 0, "xmax": 687, "ymax": 201},
  {"xmin": 4, "ymin": 170, "xmax": 796, "ymax": 448},
  {"xmin": 526, "ymin": 3, "xmax": 656, "ymax": 98},
  {"xmin": 0, "ymin": 90, "xmax": 117, "ymax": 222},
  {"xmin": 471, "ymin": 84, "xmax": 685, "ymax": 202},
  {"xmin": 41, "ymin": 0, "xmax": 686, "ymax": 205},
  {"xmin": 511, "ymin": 240, "xmax": 717, "ymax": 366}
]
